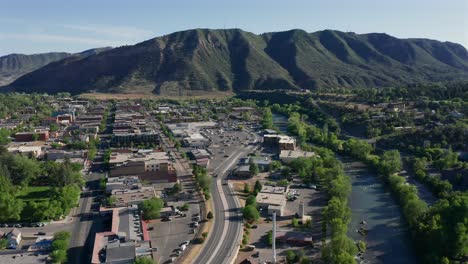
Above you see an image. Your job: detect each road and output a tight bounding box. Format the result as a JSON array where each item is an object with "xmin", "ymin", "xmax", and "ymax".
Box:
[
  {"xmin": 192, "ymin": 129, "xmax": 260, "ymax": 264},
  {"xmin": 68, "ymin": 172, "xmax": 104, "ymax": 264}
]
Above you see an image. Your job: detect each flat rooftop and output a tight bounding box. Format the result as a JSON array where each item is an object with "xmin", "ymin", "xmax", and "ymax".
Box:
[
  {"xmin": 109, "ymin": 150, "xmax": 169, "ymax": 164},
  {"xmin": 280, "ymin": 150, "xmax": 316, "ymax": 159},
  {"xmin": 261, "ymin": 185, "xmax": 286, "ymax": 194},
  {"xmin": 256, "ymin": 192, "xmax": 285, "ymax": 206}
]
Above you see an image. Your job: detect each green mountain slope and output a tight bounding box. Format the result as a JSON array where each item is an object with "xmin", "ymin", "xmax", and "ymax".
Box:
[
  {"xmin": 0, "ymin": 47, "xmax": 112, "ymax": 86},
  {"xmin": 5, "ymin": 29, "xmax": 468, "ymax": 94},
  {"xmin": 0, "ymin": 52, "xmax": 71, "ymax": 86}
]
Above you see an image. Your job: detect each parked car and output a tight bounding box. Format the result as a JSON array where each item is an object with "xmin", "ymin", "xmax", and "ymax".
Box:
[{"xmin": 180, "ymin": 240, "xmax": 190, "ymax": 247}]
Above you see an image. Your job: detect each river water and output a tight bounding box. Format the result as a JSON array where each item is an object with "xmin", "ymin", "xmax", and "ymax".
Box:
[{"xmin": 272, "ymin": 113, "xmax": 418, "ymax": 264}]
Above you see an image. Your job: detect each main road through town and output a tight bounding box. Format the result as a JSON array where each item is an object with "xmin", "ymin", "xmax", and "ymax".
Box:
[{"xmin": 192, "ymin": 129, "xmax": 260, "ymax": 264}]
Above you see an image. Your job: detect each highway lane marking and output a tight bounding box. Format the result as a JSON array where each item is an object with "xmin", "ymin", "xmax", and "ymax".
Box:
[{"xmin": 205, "ymin": 146, "xmax": 253, "ymax": 264}]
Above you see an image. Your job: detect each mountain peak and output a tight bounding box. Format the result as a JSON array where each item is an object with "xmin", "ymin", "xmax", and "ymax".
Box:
[{"xmin": 3, "ymin": 29, "xmax": 468, "ymax": 94}]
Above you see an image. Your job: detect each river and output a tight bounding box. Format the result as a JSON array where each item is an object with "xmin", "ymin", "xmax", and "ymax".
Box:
[{"xmin": 272, "ymin": 113, "xmax": 418, "ymax": 264}]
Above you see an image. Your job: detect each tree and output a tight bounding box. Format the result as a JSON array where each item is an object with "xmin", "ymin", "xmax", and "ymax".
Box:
[
  {"xmin": 378, "ymin": 150, "xmax": 402, "ymax": 176},
  {"xmin": 262, "ymin": 107, "xmax": 273, "ymax": 129},
  {"xmin": 281, "ymin": 167, "xmax": 291, "ymax": 178},
  {"xmin": 266, "ymin": 230, "xmax": 273, "ymax": 246},
  {"xmin": 254, "ymin": 180, "xmax": 263, "ymax": 193},
  {"xmin": 106, "ymin": 196, "xmax": 118, "ymax": 206},
  {"xmin": 245, "ymin": 195, "xmax": 257, "ymax": 207},
  {"xmin": 140, "ymin": 198, "xmax": 164, "ymax": 219},
  {"xmin": 51, "ymin": 231, "xmax": 70, "ymax": 264},
  {"xmin": 329, "ymin": 175, "xmax": 351, "ymax": 201},
  {"xmin": 0, "ymin": 128, "xmax": 11, "ymax": 145},
  {"xmin": 243, "ymin": 183, "xmax": 250, "ymax": 193},
  {"xmin": 0, "ymin": 238, "xmax": 8, "ymax": 249},
  {"xmin": 0, "ymin": 192, "xmax": 23, "ymax": 222},
  {"xmin": 32, "ymin": 133, "xmax": 39, "ymax": 141},
  {"xmin": 357, "ymin": 240, "xmax": 366, "ymax": 252},
  {"xmin": 343, "ymin": 138, "xmax": 373, "ymax": 160},
  {"xmin": 207, "ymin": 211, "xmax": 213, "ymax": 219},
  {"xmin": 269, "ymin": 161, "xmax": 282, "ymax": 171},
  {"xmin": 171, "ymin": 183, "xmax": 181, "ymax": 195},
  {"xmin": 49, "ymin": 123, "xmax": 59, "ymax": 132},
  {"xmin": 249, "ymin": 162, "xmax": 259, "ymax": 176},
  {"xmin": 277, "ymin": 179, "xmax": 289, "ymax": 187},
  {"xmin": 286, "ymin": 250, "xmax": 297, "ymax": 264},
  {"xmin": 50, "ymin": 249, "xmax": 67, "ymax": 264},
  {"xmin": 292, "ymin": 218, "xmax": 300, "ymax": 228},
  {"xmin": 243, "ymin": 205, "xmax": 260, "ymax": 222}
]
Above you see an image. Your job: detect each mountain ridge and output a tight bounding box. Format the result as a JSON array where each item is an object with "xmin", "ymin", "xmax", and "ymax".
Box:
[
  {"xmin": 4, "ymin": 28, "xmax": 468, "ymax": 95},
  {"xmin": 0, "ymin": 47, "xmax": 113, "ymax": 86}
]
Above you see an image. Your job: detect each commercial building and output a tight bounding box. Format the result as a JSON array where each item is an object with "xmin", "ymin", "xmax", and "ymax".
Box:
[
  {"xmin": 112, "ymin": 130, "xmax": 160, "ymax": 146},
  {"xmin": 182, "ymin": 133, "xmax": 210, "ymax": 148},
  {"xmin": 109, "ymin": 150, "xmax": 177, "ymax": 183},
  {"xmin": 256, "ymin": 185, "xmax": 287, "ymax": 216},
  {"xmin": 263, "ymin": 134, "xmax": 296, "ymax": 151},
  {"xmin": 7, "ymin": 145, "xmax": 43, "ymax": 158},
  {"xmin": 234, "ymin": 165, "xmax": 251, "ymax": 178},
  {"xmin": 244, "ymin": 156, "xmax": 271, "ymax": 171},
  {"xmin": 14, "ymin": 131, "xmax": 49, "ymax": 142},
  {"xmin": 92, "ymin": 205, "xmax": 151, "ymax": 264},
  {"xmin": 279, "ymin": 150, "xmax": 317, "ymax": 164},
  {"xmin": 166, "ymin": 121, "xmax": 217, "ymax": 138},
  {"xmin": 106, "ymin": 176, "xmax": 157, "ymax": 207},
  {"xmin": 275, "ymin": 230, "xmax": 313, "ymax": 245}
]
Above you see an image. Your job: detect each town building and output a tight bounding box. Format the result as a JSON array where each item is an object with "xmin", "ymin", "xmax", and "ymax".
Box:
[
  {"xmin": 109, "ymin": 150, "xmax": 177, "ymax": 183},
  {"xmin": 7, "ymin": 145, "xmax": 43, "ymax": 158},
  {"xmin": 263, "ymin": 134, "xmax": 296, "ymax": 151},
  {"xmin": 256, "ymin": 185, "xmax": 287, "ymax": 216},
  {"xmin": 279, "ymin": 150, "xmax": 317, "ymax": 164},
  {"xmin": 6, "ymin": 228, "xmax": 22, "ymax": 249},
  {"xmin": 92, "ymin": 205, "xmax": 151, "ymax": 264},
  {"xmin": 14, "ymin": 131, "xmax": 49, "ymax": 142}
]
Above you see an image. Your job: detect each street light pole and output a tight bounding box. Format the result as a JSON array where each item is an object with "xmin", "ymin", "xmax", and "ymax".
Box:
[{"xmin": 273, "ymin": 211, "xmax": 277, "ymax": 263}]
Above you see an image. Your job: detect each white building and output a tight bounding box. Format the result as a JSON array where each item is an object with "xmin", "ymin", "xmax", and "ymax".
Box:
[
  {"xmin": 7, "ymin": 228, "xmax": 22, "ymax": 249},
  {"xmin": 256, "ymin": 186, "xmax": 287, "ymax": 216},
  {"xmin": 279, "ymin": 150, "xmax": 317, "ymax": 164}
]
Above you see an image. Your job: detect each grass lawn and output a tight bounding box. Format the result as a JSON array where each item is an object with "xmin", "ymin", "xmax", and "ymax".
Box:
[{"xmin": 16, "ymin": 186, "xmax": 53, "ymax": 202}]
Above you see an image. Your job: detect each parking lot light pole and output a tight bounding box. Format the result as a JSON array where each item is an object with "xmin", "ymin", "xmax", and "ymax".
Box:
[{"xmin": 273, "ymin": 211, "xmax": 277, "ymax": 264}]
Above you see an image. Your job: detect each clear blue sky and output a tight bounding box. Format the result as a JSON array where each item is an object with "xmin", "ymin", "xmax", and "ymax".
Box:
[{"xmin": 0, "ymin": 0, "xmax": 466, "ymax": 55}]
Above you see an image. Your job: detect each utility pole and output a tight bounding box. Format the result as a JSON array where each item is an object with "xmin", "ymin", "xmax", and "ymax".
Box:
[{"xmin": 273, "ymin": 211, "xmax": 277, "ymax": 263}]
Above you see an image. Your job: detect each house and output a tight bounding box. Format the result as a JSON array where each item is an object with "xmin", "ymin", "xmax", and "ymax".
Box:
[
  {"xmin": 387, "ymin": 103, "xmax": 406, "ymax": 112},
  {"xmin": 450, "ymin": 110, "xmax": 464, "ymax": 118},
  {"xmin": 6, "ymin": 228, "xmax": 22, "ymax": 249}
]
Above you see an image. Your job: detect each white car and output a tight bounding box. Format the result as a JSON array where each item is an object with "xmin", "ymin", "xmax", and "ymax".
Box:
[{"xmin": 180, "ymin": 244, "xmax": 187, "ymax": 251}]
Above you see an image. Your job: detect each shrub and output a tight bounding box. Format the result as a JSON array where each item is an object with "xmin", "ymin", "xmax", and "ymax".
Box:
[{"xmin": 207, "ymin": 211, "xmax": 213, "ymax": 219}]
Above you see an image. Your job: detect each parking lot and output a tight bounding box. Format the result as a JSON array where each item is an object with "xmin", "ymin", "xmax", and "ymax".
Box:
[{"xmin": 148, "ymin": 200, "xmax": 201, "ymax": 264}]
